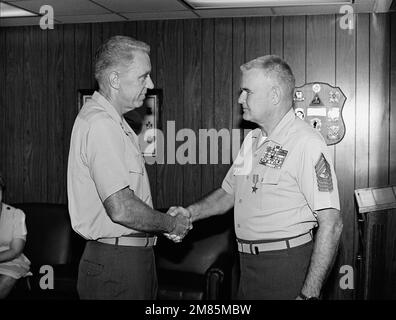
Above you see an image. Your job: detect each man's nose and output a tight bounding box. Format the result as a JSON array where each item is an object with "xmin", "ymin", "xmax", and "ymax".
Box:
[
  {"xmin": 146, "ymin": 75, "xmax": 154, "ymax": 89},
  {"xmin": 238, "ymin": 91, "xmax": 246, "ymax": 104}
]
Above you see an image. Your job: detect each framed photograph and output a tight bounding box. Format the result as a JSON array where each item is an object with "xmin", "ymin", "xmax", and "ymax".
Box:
[
  {"xmin": 124, "ymin": 89, "xmax": 162, "ymax": 157},
  {"xmin": 77, "ymin": 88, "xmax": 162, "ymax": 157}
]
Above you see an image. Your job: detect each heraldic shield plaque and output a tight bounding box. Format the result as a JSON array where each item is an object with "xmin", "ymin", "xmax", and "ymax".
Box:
[{"xmin": 293, "ymin": 82, "xmax": 346, "ymax": 145}]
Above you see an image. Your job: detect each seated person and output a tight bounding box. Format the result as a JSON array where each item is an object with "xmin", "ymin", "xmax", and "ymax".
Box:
[{"xmin": 0, "ymin": 173, "xmax": 31, "ymax": 299}]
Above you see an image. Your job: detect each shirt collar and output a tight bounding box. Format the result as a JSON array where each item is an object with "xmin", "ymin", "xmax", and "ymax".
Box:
[
  {"xmin": 251, "ymin": 108, "xmax": 296, "ymax": 147},
  {"xmin": 92, "ymin": 91, "xmax": 123, "ymax": 127},
  {"xmin": 91, "ymin": 91, "xmax": 142, "ymax": 151}
]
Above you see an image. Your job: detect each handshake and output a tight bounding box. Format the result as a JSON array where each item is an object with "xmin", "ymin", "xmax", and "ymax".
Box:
[{"xmin": 164, "ymin": 206, "xmax": 193, "ymax": 243}]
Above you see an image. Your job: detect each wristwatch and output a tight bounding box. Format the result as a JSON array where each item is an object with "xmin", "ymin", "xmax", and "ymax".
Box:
[{"xmin": 298, "ymin": 292, "xmax": 319, "ymax": 300}]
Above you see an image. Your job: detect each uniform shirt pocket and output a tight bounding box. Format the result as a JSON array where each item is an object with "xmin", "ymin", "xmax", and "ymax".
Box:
[{"xmin": 261, "ymin": 168, "xmax": 281, "ymax": 185}]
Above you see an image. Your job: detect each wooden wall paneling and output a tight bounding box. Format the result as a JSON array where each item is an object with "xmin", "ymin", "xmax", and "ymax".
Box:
[
  {"xmin": 245, "ymin": 17, "xmax": 270, "ymax": 61},
  {"xmin": 5, "ymin": 28, "xmax": 25, "ymax": 203},
  {"xmin": 306, "ymin": 15, "xmax": 336, "ymax": 160},
  {"xmin": 201, "ymin": 19, "xmax": 215, "ymax": 197},
  {"xmin": 370, "ymin": 14, "xmax": 393, "ymax": 296},
  {"xmin": 136, "ymin": 21, "xmax": 158, "ymax": 207},
  {"xmin": 306, "ymin": 14, "xmax": 338, "ymax": 298},
  {"xmin": 123, "ymin": 21, "xmax": 137, "ymax": 38},
  {"xmin": 0, "ymin": 29, "xmax": 6, "ymax": 177},
  {"xmin": 354, "ymin": 13, "xmax": 371, "ymax": 299},
  {"xmin": 386, "ymin": 13, "xmax": 396, "ymax": 292},
  {"xmin": 5, "ymin": 28, "xmax": 24, "ymax": 203},
  {"xmin": 156, "ymin": 20, "xmax": 184, "ymax": 208},
  {"xmin": 75, "ymin": 24, "xmax": 92, "ymax": 91},
  {"xmin": 270, "ymin": 16, "xmax": 284, "ymax": 57},
  {"xmin": 355, "ymin": 14, "xmax": 370, "ymax": 189},
  {"xmin": 214, "ymin": 18, "xmax": 233, "ymax": 188},
  {"xmin": 63, "ymin": 24, "xmax": 76, "ymax": 199},
  {"xmin": 102, "ymin": 21, "xmax": 127, "ymax": 40},
  {"xmin": 283, "ymin": 16, "xmax": 306, "ymax": 86},
  {"xmin": 232, "ymin": 18, "xmax": 245, "ymax": 147},
  {"xmin": 23, "ymin": 27, "xmax": 48, "ymax": 202},
  {"xmin": 136, "ymin": 21, "xmax": 156, "ymax": 82},
  {"xmin": 91, "ymin": 23, "xmax": 103, "ymax": 88},
  {"xmin": 334, "ymin": 17, "xmax": 357, "ymax": 300},
  {"xmin": 47, "ymin": 26, "xmax": 65, "ymax": 203},
  {"xmin": 306, "ymin": 15, "xmax": 336, "ymax": 84},
  {"xmin": 389, "ymin": 12, "xmax": 396, "ymax": 185},
  {"xmin": 369, "ymin": 14, "xmax": 390, "ymax": 188},
  {"xmin": 183, "ymin": 19, "xmax": 202, "ymax": 206}
]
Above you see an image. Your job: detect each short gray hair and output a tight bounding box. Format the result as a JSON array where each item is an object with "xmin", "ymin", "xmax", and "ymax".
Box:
[
  {"xmin": 241, "ymin": 55, "xmax": 295, "ymax": 100},
  {"xmin": 94, "ymin": 35, "xmax": 150, "ymax": 87}
]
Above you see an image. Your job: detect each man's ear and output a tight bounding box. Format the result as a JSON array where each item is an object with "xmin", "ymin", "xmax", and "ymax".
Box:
[
  {"xmin": 271, "ymin": 85, "xmax": 281, "ymax": 105},
  {"xmin": 109, "ymin": 71, "xmax": 120, "ymax": 90}
]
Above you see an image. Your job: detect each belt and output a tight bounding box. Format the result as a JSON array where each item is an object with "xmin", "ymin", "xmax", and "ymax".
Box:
[
  {"xmin": 97, "ymin": 233, "xmax": 157, "ymax": 247},
  {"xmin": 237, "ymin": 232, "xmax": 312, "ymax": 254}
]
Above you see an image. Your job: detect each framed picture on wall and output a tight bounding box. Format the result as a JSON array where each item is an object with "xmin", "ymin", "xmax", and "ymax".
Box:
[
  {"xmin": 77, "ymin": 88, "xmax": 162, "ymax": 157},
  {"xmin": 124, "ymin": 89, "xmax": 162, "ymax": 157}
]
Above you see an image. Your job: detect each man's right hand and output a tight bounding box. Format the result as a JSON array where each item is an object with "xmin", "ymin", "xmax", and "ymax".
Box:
[{"xmin": 165, "ymin": 206, "xmax": 192, "ymax": 242}]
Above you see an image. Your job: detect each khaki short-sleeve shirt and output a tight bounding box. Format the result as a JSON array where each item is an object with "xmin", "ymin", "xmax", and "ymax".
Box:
[
  {"xmin": 222, "ymin": 109, "xmax": 340, "ymax": 241},
  {"xmin": 67, "ymin": 91, "xmax": 153, "ymax": 240}
]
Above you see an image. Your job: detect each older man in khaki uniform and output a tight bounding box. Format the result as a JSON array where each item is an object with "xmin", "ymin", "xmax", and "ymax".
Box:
[
  {"xmin": 170, "ymin": 55, "xmax": 342, "ymax": 300},
  {"xmin": 67, "ymin": 36, "xmax": 191, "ymax": 300}
]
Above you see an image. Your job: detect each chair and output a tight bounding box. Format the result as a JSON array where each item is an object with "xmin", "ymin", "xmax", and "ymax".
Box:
[
  {"xmin": 8, "ymin": 203, "xmax": 85, "ymax": 299},
  {"xmin": 155, "ymin": 209, "xmax": 237, "ymax": 300}
]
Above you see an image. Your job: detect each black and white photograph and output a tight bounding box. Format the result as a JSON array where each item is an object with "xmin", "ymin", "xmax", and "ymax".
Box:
[{"xmin": 0, "ymin": 0, "xmax": 395, "ymax": 313}]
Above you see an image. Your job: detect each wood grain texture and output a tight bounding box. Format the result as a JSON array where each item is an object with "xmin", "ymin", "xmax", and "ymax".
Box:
[
  {"xmin": 182, "ymin": 19, "xmax": 202, "ymax": 206},
  {"xmin": 75, "ymin": 24, "xmax": 92, "ymax": 91},
  {"xmin": 123, "ymin": 21, "xmax": 137, "ymax": 39},
  {"xmin": 47, "ymin": 25, "xmax": 65, "ymax": 203},
  {"xmin": 306, "ymin": 15, "xmax": 336, "ymax": 160},
  {"xmin": 245, "ymin": 17, "xmax": 270, "ymax": 61},
  {"xmin": 355, "ymin": 14, "xmax": 370, "ymax": 189},
  {"xmin": 91, "ymin": 23, "xmax": 103, "ymax": 88},
  {"xmin": 214, "ymin": 18, "xmax": 233, "ymax": 188},
  {"xmin": 156, "ymin": 20, "xmax": 184, "ymax": 208},
  {"xmin": 23, "ymin": 27, "xmax": 48, "ymax": 202},
  {"xmin": 201, "ymin": 19, "xmax": 215, "ymax": 197},
  {"xmin": 5, "ymin": 28, "xmax": 24, "ymax": 203},
  {"xmin": 270, "ymin": 16, "xmax": 284, "ymax": 57},
  {"xmin": 284, "ymin": 16, "xmax": 306, "ymax": 86},
  {"xmin": 102, "ymin": 21, "xmax": 126, "ymax": 40},
  {"xmin": 369, "ymin": 14, "xmax": 390, "ymax": 188},
  {"xmin": 0, "ymin": 29, "xmax": 6, "ymax": 179},
  {"xmin": 390, "ymin": 12, "xmax": 396, "ymax": 185},
  {"xmin": 333, "ymin": 17, "xmax": 357, "ymax": 300},
  {"xmin": 232, "ymin": 18, "xmax": 245, "ymax": 149}
]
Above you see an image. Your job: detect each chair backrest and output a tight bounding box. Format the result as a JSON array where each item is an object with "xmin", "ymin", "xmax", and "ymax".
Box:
[
  {"xmin": 12, "ymin": 203, "xmax": 73, "ymax": 266},
  {"xmin": 155, "ymin": 210, "xmax": 235, "ymax": 275}
]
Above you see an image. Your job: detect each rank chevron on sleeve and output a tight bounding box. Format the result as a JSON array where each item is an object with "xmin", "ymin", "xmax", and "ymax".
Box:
[{"xmin": 315, "ymin": 153, "xmax": 333, "ymax": 192}]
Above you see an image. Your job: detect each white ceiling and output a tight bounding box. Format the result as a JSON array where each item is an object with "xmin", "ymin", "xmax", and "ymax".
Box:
[{"xmin": 0, "ymin": 0, "xmax": 394, "ymax": 27}]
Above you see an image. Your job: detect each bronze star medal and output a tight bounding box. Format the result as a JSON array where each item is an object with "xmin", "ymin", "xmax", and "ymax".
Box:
[
  {"xmin": 315, "ymin": 153, "xmax": 333, "ymax": 192},
  {"xmin": 252, "ymin": 174, "xmax": 259, "ymax": 193}
]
